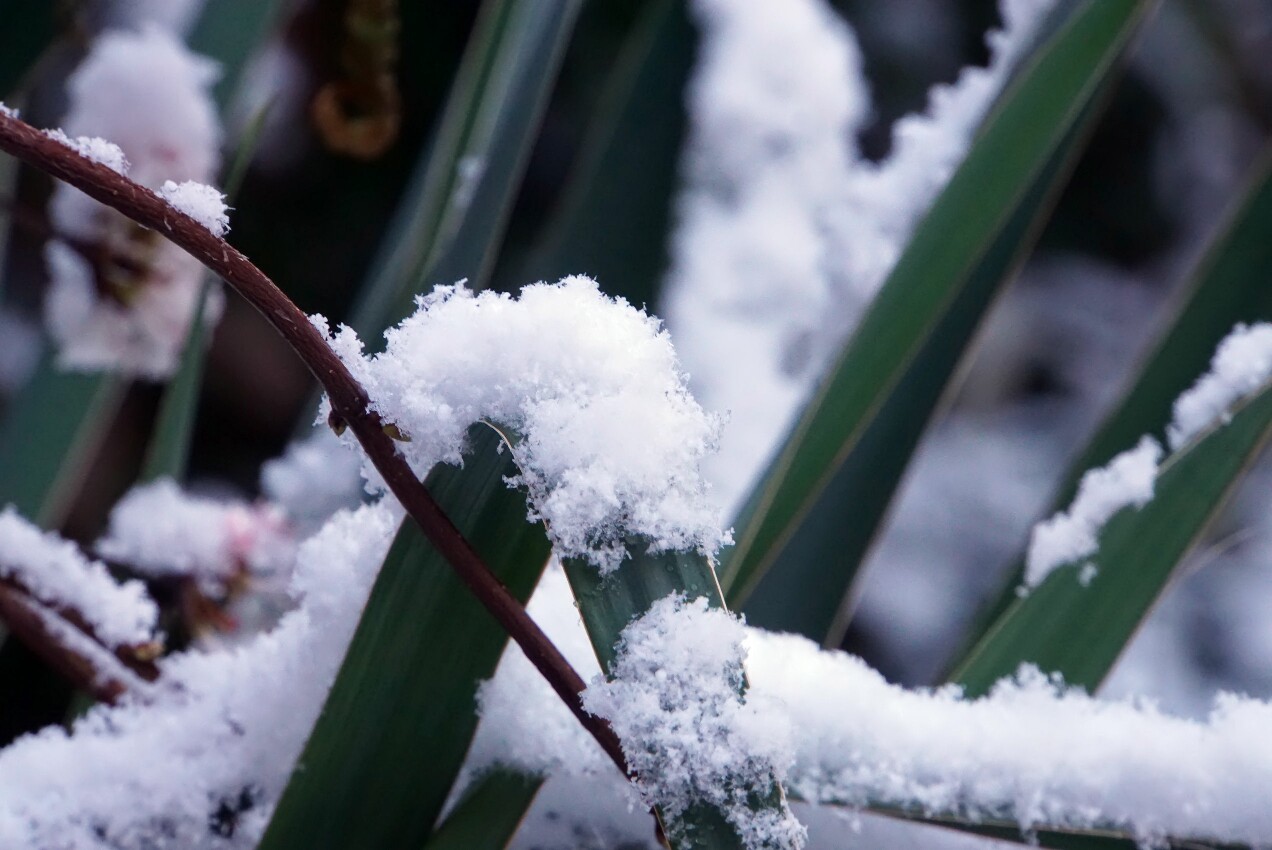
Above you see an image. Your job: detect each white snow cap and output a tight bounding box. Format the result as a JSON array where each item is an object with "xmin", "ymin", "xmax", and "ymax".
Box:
[
  {"xmin": 97, "ymin": 478, "xmax": 295, "ymax": 586},
  {"xmin": 665, "ymin": 0, "xmax": 1056, "ymax": 514},
  {"xmin": 43, "ymin": 26, "xmax": 225, "ymax": 379},
  {"xmin": 1168, "ymin": 322, "xmax": 1272, "ymax": 450},
  {"xmin": 158, "ymin": 179, "xmax": 230, "ymax": 236},
  {"xmin": 583, "ymin": 595, "xmax": 805, "ymax": 850},
  {"xmin": 320, "ymin": 276, "xmax": 728, "ymax": 571},
  {"xmin": 0, "ymin": 507, "xmax": 156, "ymax": 648},
  {"xmin": 1025, "ymin": 435, "xmax": 1162, "ymax": 588}
]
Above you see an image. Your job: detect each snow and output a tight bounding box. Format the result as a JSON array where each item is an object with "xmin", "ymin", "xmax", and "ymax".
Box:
[
  {"xmin": 158, "ymin": 179, "xmax": 230, "ymax": 236},
  {"xmin": 94, "ymin": 0, "xmax": 209, "ymax": 34},
  {"xmin": 474, "ymin": 576, "xmax": 1272, "ymax": 848},
  {"xmin": 0, "ymin": 507, "xmax": 156, "ymax": 649},
  {"xmin": 0, "ymin": 500, "xmax": 399, "ymax": 849},
  {"xmin": 664, "ymin": 0, "xmax": 1056, "ymax": 515},
  {"xmin": 1167, "ymin": 322, "xmax": 1272, "ymax": 450},
  {"xmin": 43, "ymin": 129, "xmax": 129, "ymax": 174},
  {"xmin": 1024, "ymin": 436, "xmax": 1163, "ymax": 588},
  {"xmin": 583, "ymin": 595, "xmax": 805, "ymax": 850},
  {"xmin": 96, "ymin": 478, "xmax": 296, "ymax": 587},
  {"xmin": 261, "ymin": 428, "xmax": 365, "ymax": 533},
  {"xmin": 319, "ymin": 276, "xmax": 728, "ymax": 571},
  {"xmin": 43, "ymin": 25, "xmax": 225, "ymax": 379}
]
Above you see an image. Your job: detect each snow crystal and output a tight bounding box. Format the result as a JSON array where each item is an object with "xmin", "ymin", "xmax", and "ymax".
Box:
[
  {"xmin": 583, "ymin": 596, "xmax": 805, "ymax": 850},
  {"xmin": 664, "ymin": 0, "xmax": 1055, "ymax": 514},
  {"xmin": 1167, "ymin": 322, "xmax": 1272, "ymax": 450},
  {"xmin": 319, "ymin": 276, "xmax": 728, "ymax": 571},
  {"xmin": 43, "ymin": 129, "xmax": 129, "ymax": 173},
  {"xmin": 0, "ymin": 507, "xmax": 156, "ymax": 649},
  {"xmin": 0, "ymin": 500, "xmax": 399, "ymax": 848},
  {"xmin": 1025, "ymin": 436, "xmax": 1162, "ymax": 588},
  {"xmin": 158, "ymin": 179, "xmax": 230, "ymax": 236},
  {"xmin": 97, "ymin": 478, "xmax": 295, "ymax": 586},
  {"xmin": 43, "ymin": 25, "xmax": 224, "ymax": 379},
  {"xmin": 0, "ymin": 102, "xmax": 16, "ymax": 118}
]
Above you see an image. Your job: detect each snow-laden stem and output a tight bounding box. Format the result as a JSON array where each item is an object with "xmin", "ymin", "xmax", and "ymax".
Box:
[
  {"xmin": 0, "ymin": 577, "xmax": 157, "ymax": 705},
  {"xmin": 0, "ymin": 109, "xmax": 629, "ymax": 777}
]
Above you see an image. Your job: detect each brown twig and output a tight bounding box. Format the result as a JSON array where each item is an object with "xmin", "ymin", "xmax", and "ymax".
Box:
[
  {"xmin": 0, "ymin": 579, "xmax": 147, "ymax": 705},
  {"xmin": 0, "ymin": 111, "xmax": 629, "ymax": 775}
]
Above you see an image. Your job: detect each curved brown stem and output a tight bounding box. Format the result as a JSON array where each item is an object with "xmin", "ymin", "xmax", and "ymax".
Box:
[{"xmin": 0, "ymin": 111, "xmax": 628, "ymax": 775}]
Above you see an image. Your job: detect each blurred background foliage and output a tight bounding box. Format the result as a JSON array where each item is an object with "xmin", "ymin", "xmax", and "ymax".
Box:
[{"xmin": 0, "ymin": 0, "xmax": 1270, "ymax": 752}]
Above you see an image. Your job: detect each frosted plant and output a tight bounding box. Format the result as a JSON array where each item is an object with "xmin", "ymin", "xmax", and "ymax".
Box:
[{"xmin": 43, "ymin": 26, "xmax": 224, "ymax": 379}]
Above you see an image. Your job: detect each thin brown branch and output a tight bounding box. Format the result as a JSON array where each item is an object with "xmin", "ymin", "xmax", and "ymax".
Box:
[
  {"xmin": 0, "ymin": 580, "xmax": 142, "ymax": 705},
  {"xmin": 0, "ymin": 110, "xmax": 629, "ymax": 775}
]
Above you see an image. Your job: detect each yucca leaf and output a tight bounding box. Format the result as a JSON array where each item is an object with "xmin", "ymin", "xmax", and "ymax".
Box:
[
  {"xmin": 519, "ymin": 0, "xmax": 693, "ymax": 309},
  {"xmin": 188, "ymin": 0, "xmax": 289, "ymax": 107},
  {"xmin": 722, "ymin": 0, "xmax": 1152, "ymax": 645},
  {"xmin": 259, "ymin": 424, "xmax": 551, "ymax": 848},
  {"xmin": 347, "ymin": 0, "xmax": 582, "ymax": 341},
  {"xmin": 949, "ymin": 153, "xmax": 1272, "ymax": 696},
  {"xmin": 563, "ymin": 547, "xmax": 790, "ymax": 849},
  {"xmin": 425, "ymin": 768, "xmax": 541, "ymax": 850},
  {"xmin": 951, "ymin": 149, "xmax": 1272, "ymax": 677}
]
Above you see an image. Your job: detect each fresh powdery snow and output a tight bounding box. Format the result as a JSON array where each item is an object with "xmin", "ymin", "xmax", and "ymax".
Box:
[
  {"xmin": 1024, "ymin": 436, "xmax": 1163, "ymax": 588},
  {"xmin": 0, "ymin": 501, "xmax": 399, "ymax": 848},
  {"xmin": 0, "ymin": 507, "xmax": 156, "ymax": 649},
  {"xmin": 43, "ymin": 25, "xmax": 225, "ymax": 379},
  {"xmin": 158, "ymin": 178, "xmax": 230, "ymax": 236},
  {"xmin": 665, "ymin": 0, "xmax": 1057, "ymax": 513},
  {"xmin": 319, "ymin": 276, "xmax": 729, "ymax": 570},
  {"xmin": 1167, "ymin": 322, "xmax": 1272, "ymax": 449},
  {"xmin": 584, "ymin": 596, "xmax": 806, "ymax": 850},
  {"xmin": 469, "ymin": 577, "xmax": 1272, "ymax": 848}
]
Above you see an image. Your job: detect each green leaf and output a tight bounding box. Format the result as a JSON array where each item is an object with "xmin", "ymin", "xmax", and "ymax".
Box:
[
  {"xmin": 949, "ymin": 152, "xmax": 1272, "ymax": 696},
  {"xmin": 259, "ymin": 424, "xmax": 552, "ymax": 849},
  {"xmin": 348, "ymin": 0, "xmax": 583, "ymax": 342},
  {"xmin": 518, "ymin": 0, "xmax": 694, "ymax": 309},
  {"xmin": 425, "ymin": 769, "xmax": 542, "ymax": 850},
  {"xmin": 721, "ymin": 0, "xmax": 1152, "ymax": 645},
  {"xmin": 563, "ymin": 547, "xmax": 787, "ymax": 849},
  {"xmin": 0, "ymin": 360, "xmax": 124, "ymax": 527},
  {"xmin": 951, "ymin": 149, "xmax": 1272, "ymax": 676}
]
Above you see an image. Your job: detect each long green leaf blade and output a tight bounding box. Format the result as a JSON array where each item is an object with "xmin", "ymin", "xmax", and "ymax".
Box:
[
  {"xmin": 723, "ymin": 0, "xmax": 1152, "ymax": 645},
  {"xmin": 425, "ymin": 769, "xmax": 541, "ymax": 850},
  {"xmin": 348, "ymin": 0, "xmax": 582, "ymax": 341},
  {"xmin": 951, "ymin": 149, "xmax": 1272, "ymax": 670},
  {"xmin": 259, "ymin": 425, "xmax": 552, "ymax": 849},
  {"xmin": 952, "ymin": 372, "xmax": 1272, "ymax": 697}
]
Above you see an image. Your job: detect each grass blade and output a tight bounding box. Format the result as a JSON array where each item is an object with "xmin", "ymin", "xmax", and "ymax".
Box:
[
  {"xmin": 951, "ymin": 149, "xmax": 1272, "ymax": 675},
  {"xmin": 518, "ymin": 0, "xmax": 694, "ymax": 309},
  {"xmin": 259, "ymin": 424, "xmax": 552, "ymax": 849},
  {"xmin": 723, "ymin": 0, "xmax": 1153, "ymax": 645},
  {"xmin": 952, "ymin": 381, "xmax": 1272, "ymax": 696},
  {"xmin": 348, "ymin": 0, "xmax": 582, "ymax": 341},
  {"xmin": 426, "ymin": 769, "xmax": 541, "ymax": 850}
]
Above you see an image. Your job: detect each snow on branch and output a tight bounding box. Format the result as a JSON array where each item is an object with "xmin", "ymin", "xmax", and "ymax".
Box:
[
  {"xmin": 319, "ymin": 276, "xmax": 729, "ymax": 571},
  {"xmin": 665, "ymin": 0, "xmax": 1056, "ymax": 513},
  {"xmin": 0, "ymin": 501, "xmax": 399, "ymax": 849},
  {"xmin": 0, "ymin": 507, "xmax": 156, "ymax": 650}
]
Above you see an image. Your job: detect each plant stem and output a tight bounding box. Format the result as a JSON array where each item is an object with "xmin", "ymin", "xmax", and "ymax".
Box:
[{"xmin": 0, "ymin": 110, "xmax": 629, "ymax": 776}]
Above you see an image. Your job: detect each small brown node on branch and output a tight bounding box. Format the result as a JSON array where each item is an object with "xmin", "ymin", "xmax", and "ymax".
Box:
[
  {"xmin": 327, "ymin": 408, "xmax": 348, "ymax": 435},
  {"xmin": 381, "ymin": 421, "xmax": 410, "ymax": 442}
]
